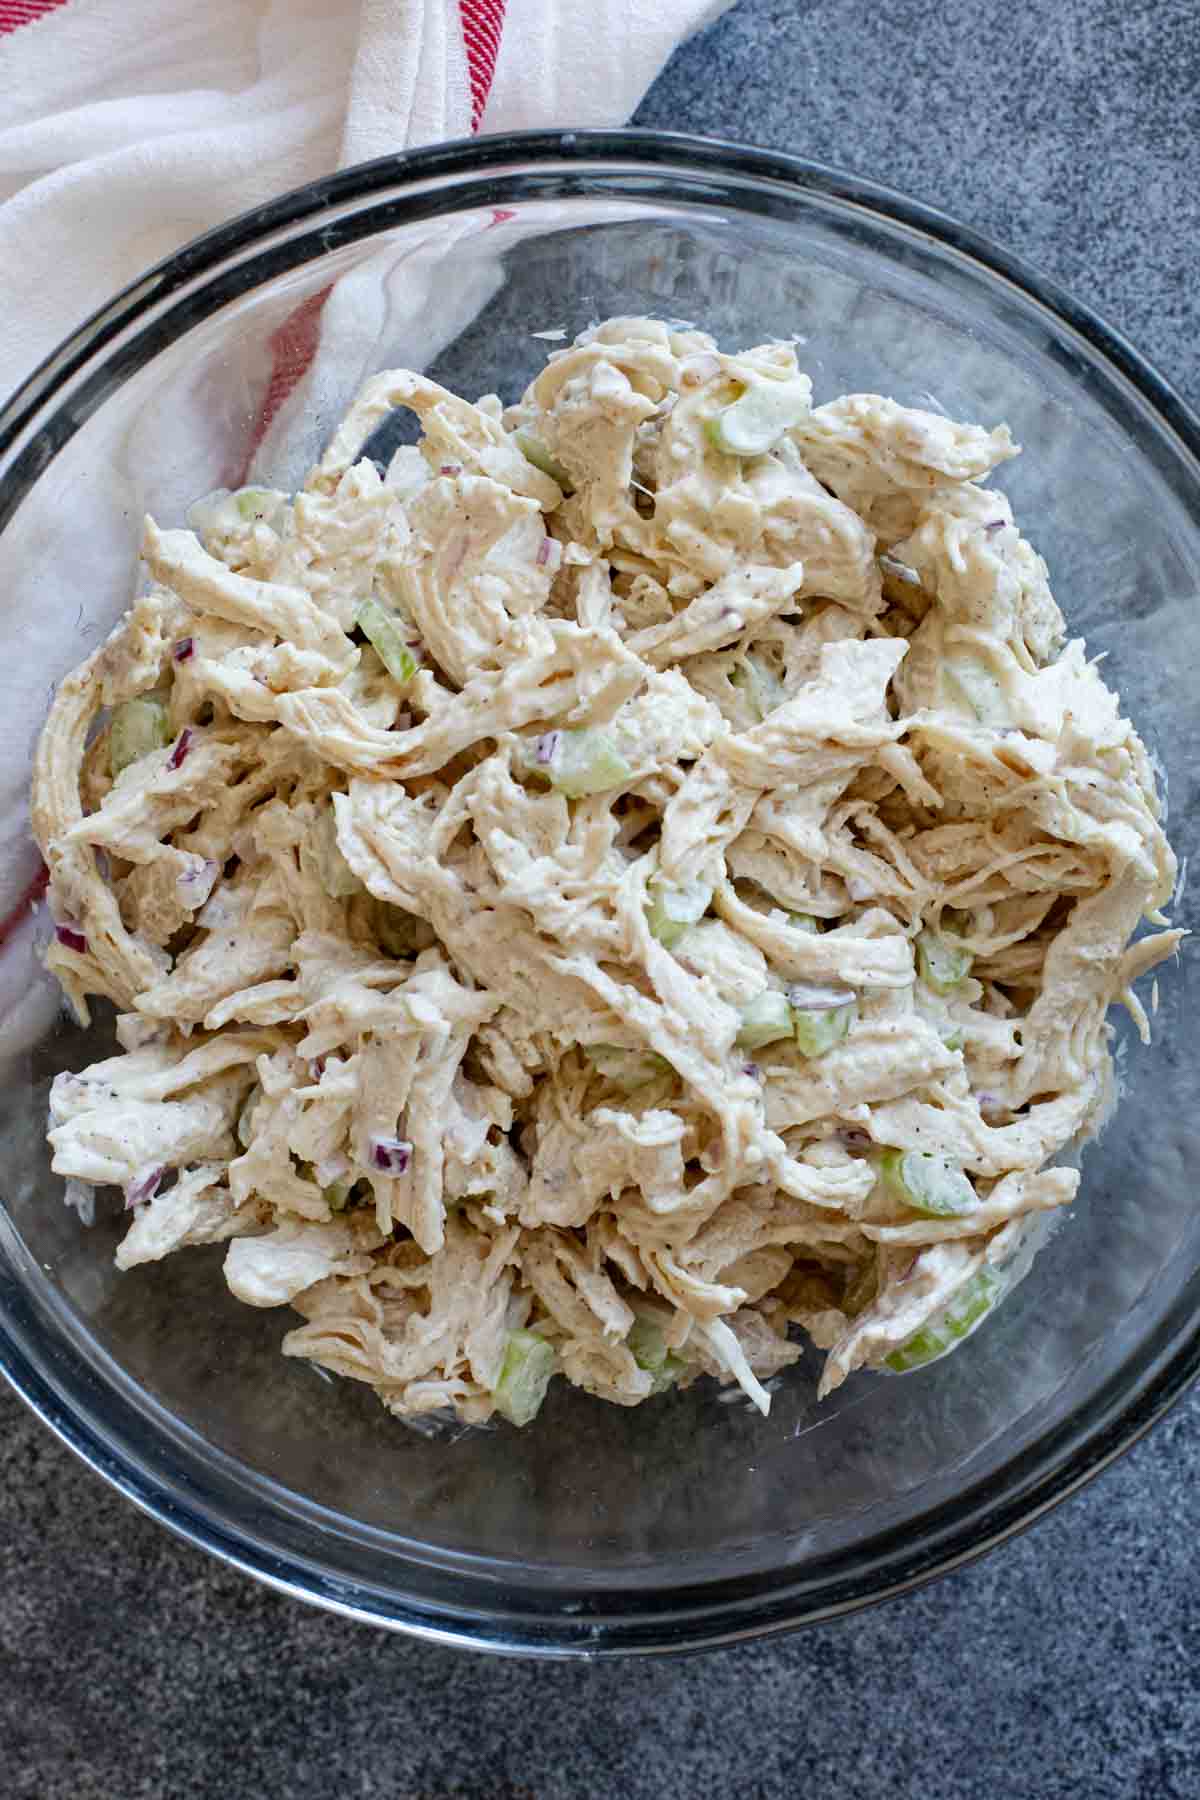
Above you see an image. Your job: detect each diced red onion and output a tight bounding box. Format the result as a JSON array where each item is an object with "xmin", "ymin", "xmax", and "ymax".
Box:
[
  {"xmin": 895, "ymin": 1255, "xmax": 919, "ymax": 1284},
  {"xmin": 125, "ymin": 1165, "xmax": 163, "ymax": 1209},
  {"xmin": 984, "ymin": 519, "xmax": 1005, "ymax": 534},
  {"xmin": 176, "ymin": 857, "xmax": 218, "ymax": 907},
  {"xmin": 439, "ymin": 463, "xmax": 462, "ymax": 476},
  {"xmin": 173, "ymin": 637, "xmax": 195, "ymax": 663},
  {"xmin": 788, "ymin": 981, "xmax": 855, "ymax": 1012},
  {"xmin": 535, "ymin": 730, "xmax": 561, "ymax": 767},
  {"xmin": 369, "ymin": 1135, "xmax": 412, "ymax": 1176},
  {"xmin": 55, "ymin": 922, "xmax": 87, "ymax": 955},
  {"xmin": 977, "ymin": 1090, "xmax": 1004, "ymax": 1116},
  {"xmin": 536, "ymin": 536, "xmax": 558, "ymax": 569},
  {"xmin": 311, "ymin": 1056, "xmax": 327, "ymax": 1081},
  {"xmin": 167, "ymin": 728, "xmax": 193, "ymax": 772},
  {"xmin": 741, "ymin": 1061, "xmax": 761, "ymax": 1079},
  {"xmin": 840, "ymin": 1127, "xmax": 873, "ymax": 1151}
]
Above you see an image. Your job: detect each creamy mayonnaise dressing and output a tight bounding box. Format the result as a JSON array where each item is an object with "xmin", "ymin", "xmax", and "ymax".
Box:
[{"xmin": 32, "ymin": 318, "xmax": 1181, "ymax": 1424}]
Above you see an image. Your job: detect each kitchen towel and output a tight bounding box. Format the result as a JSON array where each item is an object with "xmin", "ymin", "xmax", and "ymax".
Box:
[{"xmin": 0, "ymin": 0, "xmax": 728, "ymax": 1049}]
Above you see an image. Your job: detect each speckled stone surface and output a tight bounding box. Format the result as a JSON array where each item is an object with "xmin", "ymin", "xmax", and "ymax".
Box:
[{"xmin": 4, "ymin": 2, "xmax": 1200, "ymax": 1795}]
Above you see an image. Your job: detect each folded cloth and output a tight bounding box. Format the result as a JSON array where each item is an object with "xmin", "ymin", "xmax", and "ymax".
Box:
[{"xmin": 0, "ymin": 0, "xmax": 728, "ymax": 1054}]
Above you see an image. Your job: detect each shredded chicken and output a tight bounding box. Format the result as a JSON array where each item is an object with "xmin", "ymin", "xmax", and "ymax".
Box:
[{"xmin": 31, "ymin": 318, "xmax": 1182, "ymax": 1425}]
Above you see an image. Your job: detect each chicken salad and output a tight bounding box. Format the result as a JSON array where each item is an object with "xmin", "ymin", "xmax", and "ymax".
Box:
[{"xmin": 31, "ymin": 316, "xmax": 1182, "ymax": 1425}]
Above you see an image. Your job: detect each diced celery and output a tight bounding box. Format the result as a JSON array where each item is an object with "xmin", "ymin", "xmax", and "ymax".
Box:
[
  {"xmin": 627, "ymin": 1316, "xmax": 686, "ymax": 1393},
  {"xmin": 792, "ymin": 1001, "xmax": 855, "ymax": 1059},
  {"xmin": 646, "ymin": 879, "xmax": 711, "ymax": 948},
  {"xmin": 235, "ymin": 487, "xmax": 278, "ymax": 522},
  {"xmin": 879, "ymin": 1148, "xmax": 978, "ymax": 1218},
  {"xmin": 313, "ymin": 807, "xmax": 363, "ymax": 899},
  {"xmin": 513, "ymin": 429, "xmax": 572, "ymax": 491},
  {"xmin": 705, "ymin": 379, "xmax": 811, "ymax": 456},
  {"xmin": 324, "ymin": 1182, "xmax": 351, "ymax": 1213},
  {"xmin": 789, "ymin": 912, "xmax": 822, "ymax": 935},
  {"xmin": 729, "ymin": 656, "xmax": 783, "ymax": 721},
  {"xmin": 941, "ymin": 1025, "xmax": 965, "ymax": 1052},
  {"xmin": 356, "ymin": 596, "xmax": 418, "ymax": 687},
  {"xmin": 543, "ymin": 727, "xmax": 632, "ymax": 799},
  {"xmin": 916, "ymin": 927, "xmax": 972, "ymax": 994},
  {"xmin": 885, "ymin": 1268, "xmax": 1004, "ymax": 1372},
  {"xmin": 736, "ymin": 990, "xmax": 795, "ymax": 1050},
  {"xmin": 109, "ymin": 696, "xmax": 170, "ymax": 777},
  {"xmin": 943, "ymin": 655, "xmax": 1009, "ymax": 726},
  {"xmin": 493, "ymin": 1328, "xmax": 557, "ymax": 1427},
  {"xmin": 583, "ymin": 1044, "xmax": 671, "ymax": 1090}
]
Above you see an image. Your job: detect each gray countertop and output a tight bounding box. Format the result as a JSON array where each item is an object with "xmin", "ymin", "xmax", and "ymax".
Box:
[{"xmin": 4, "ymin": 2, "xmax": 1199, "ymax": 1794}]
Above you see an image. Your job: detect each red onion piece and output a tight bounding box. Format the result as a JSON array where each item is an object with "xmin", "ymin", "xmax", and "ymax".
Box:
[
  {"xmin": 125, "ymin": 1165, "xmax": 163, "ymax": 1209},
  {"xmin": 840, "ymin": 1127, "xmax": 873, "ymax": 1151},
  {"xmin": 176, "ymin": 858, "xmax": 218, "ymax": 907},
  {"xmin": 55, "ymin": 923, "xmax": 87, "ymax": 955},
  {"xmin": 369, "ymin": 1136, "xmax": 412, "ymax": 1176},
  {"xmin": 167, "ymin": 728, "xmax": 193, "ymax": 772},
  {"xmin": 439, "ymin": 463, "xmax": 462, "ymax": 476},
  {"xmin": 984, "ymin": 519, "xmax": 1005, "ymax": 534},
  {"xmin": 173, "ymin": 637, "xmax": 195, "ymax": 663},
  {"xmin": 535, "ymin": 730, "xmax": 561, "ymax": 767},
  {"xmin": 741, "ymin": 1061, "xmax": 761, "ymax": 1079}
]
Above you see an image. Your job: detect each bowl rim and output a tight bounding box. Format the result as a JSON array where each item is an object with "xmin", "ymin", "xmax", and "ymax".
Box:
[{"xmin": 2, "ymin": 126, "xmax": 1199, "ymax": 1657}]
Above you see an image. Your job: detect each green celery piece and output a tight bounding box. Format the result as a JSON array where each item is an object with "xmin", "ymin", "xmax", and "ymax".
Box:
[
  {"xmin": 546, "ymin": 728, "xmax": 632, "ymax": 799},
  {"xmin": 943, "ymin": 655, "xmax": 1009, "ymax": 726},
  {"xmin": 583, "ymin": 1044, "xmax": 671, "ymax": 1091},
  {"xmin": 627, "ymin": 1317, "xmax": 685, "ymax": 1394},
  {"xmin": 735, "ymin": 990, "xmax": 795, "ymax": 1050},
  {"xmin": 705, "ymin": 379, "xmax": 811, "ymax": 456},
  {"xmin": 109, "ymin": 696, "xmax": 170, "ymax": 777},
  {"xmin": 941, "ymin": 1025, "xmax": 965, "ymax": 1052},
  {"xmin": 729, "ymin": 656, "xmax": 782, "ymax": 721},
  {"xmin": 916, "ymin": 927, "xmax": 972, "ymax": 994},
  {"xmin": 493, "ymin": 1329, "xmax": 557, "ymax": 1427},
  {"xmin": 788, "ymin": 912, "xmax": 822, "ymax": 935},
  {"xmin": 513, "ymin": 429, "xmax": 572, "ymax": 492},
  {"xmin": 879, "ymin": 1148, "xmax": 978, "ymax": 1218},
  {"xmin": 356, "ymin": 596, "xmax": 418, "ymax": 687},
  {"xmin": 313, "ymin": 807, "xmax": 363, "ymax": 899},
  {"xmin": 792, "ymin": 1001, "xmax": 855, "ymax": 1059},
  {"xmin": 646, "ymin": 880, "xmax": 711, "ymax": 948},
  {"xmin": 324, "ymin": 1181, "xmax": 351, "ymax": 1213},
  {"xmin": 234, "ymin": 487, "xmax": 278, "ymax": 522},
  {"xmin": 885, "ymin": 1268, "xmax": 1004, "ymax": 1372}
]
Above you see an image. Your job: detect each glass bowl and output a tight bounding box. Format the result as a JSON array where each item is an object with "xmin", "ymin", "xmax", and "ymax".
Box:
[{"xmin": 0, "ymin": 131, "xmax": 1197, "ymax": 1658}]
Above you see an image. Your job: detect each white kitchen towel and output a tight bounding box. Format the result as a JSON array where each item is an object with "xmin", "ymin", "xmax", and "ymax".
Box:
[{"xmin": 0, "ymin": 0, "xmax": 727, "ymax": 1050}]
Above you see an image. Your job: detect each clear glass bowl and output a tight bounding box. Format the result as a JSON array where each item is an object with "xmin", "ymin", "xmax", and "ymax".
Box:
[{"xmin": 1, "ymin": 131, "xmax": 1197, "ymax": 1657}]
